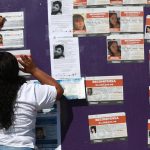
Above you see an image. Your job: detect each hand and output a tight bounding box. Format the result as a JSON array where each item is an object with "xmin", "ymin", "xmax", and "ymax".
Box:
[{"xmin": 18, "ymin": 55, "xmax": 37, "ymax": 74}]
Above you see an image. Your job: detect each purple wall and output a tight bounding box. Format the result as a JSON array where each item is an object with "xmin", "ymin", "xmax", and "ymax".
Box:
[{"xmin": 0, "ymin": 0, "xmax": 150, "ymax": 150}]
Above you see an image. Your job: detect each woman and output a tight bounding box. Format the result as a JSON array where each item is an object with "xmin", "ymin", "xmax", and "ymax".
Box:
[
  {"xmin": 73, "ymin": 14, "xmax": 86, "ymax": 31},
  {"xmin": 109, "ymin": 12, "xmax": 120, "ymax": 29},
  {"xmin": 108, "ymin": 40, "xmax": 121, "ymax": 57},
  {"xmin": 0, "ymin": 52, "xmax": 64, "ymax": 150}
]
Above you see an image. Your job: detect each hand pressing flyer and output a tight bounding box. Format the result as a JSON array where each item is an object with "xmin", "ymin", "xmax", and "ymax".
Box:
[
  {"xmin": 85, "ymin": 75, "xmax": 124, "ymax": 104},
  {"xmin": 0, "ymin": 30, "xmax": 24, "ymax": 49},
  {"xmin": 7, "ymin": 50, "xmax": 31, "ymax": 76},
  {"xmin": 88, "ymin": 112, "xmax": 128, "ymax": 143},
  {"xmin": 73, "ymin": 8, "xmax": 109, "ymax": 36},
  {"xmin": 57, "ymin": 78, "xmax": 86, "ymax": 100},
  {"xmin": 107, "ymin": 34, "xmax": 144, "ymax": 63},
  {"xmin": 0, "ymin": 11, "xmax": 24, "ymax": 30},
  {"xmin": 108, "ymin": 6, "xmax": 144, "ymax": 33}
]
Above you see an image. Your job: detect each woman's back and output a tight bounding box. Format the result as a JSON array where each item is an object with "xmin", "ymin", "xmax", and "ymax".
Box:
[{"xmin": 0, "ymin": 82, "xmax": 56, "ymax": 148}]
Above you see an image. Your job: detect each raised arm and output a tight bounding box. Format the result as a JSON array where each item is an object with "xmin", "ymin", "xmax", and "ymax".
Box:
[{"xmin": 18, "ymin": 55, "xmax": 64, "ymax": 99}]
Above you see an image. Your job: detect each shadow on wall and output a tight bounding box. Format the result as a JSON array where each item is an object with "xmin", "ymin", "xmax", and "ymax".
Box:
[{"xmin": 60, "ymin": 96, "xmax": 88, "ymax": 142}]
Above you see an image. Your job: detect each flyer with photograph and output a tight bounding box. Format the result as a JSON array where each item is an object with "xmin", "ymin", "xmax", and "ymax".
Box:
[
  {"xmin": 123, "ymin": 0, "xmax": 147, "ymax": 4},
  {"xmin": 36, "ymin": 102, "xmax": 61, "ymax": 150},
  {"xmin": 108, "ymin": 6, "xmax": 144, "ymax": 33},
  {"xmin": 48, "ymin": 0, "xmax": 73, "ymax": 38},
  {"xmin": 0, "ymin": 11, "xmax": 24, "ymax": 30},
  {"xmin": 145, "ymin": 15, "xmax": 150, "ymax": 40},
  {"xmin": 107, "ymin": 34, "xmax": 144, "ymax": 63},
  {"xmin": 88, "ymin": 112, "xmax": 128, "ymax": 143},
  {"xmin": 148, "ymin": 119, "xmax": 150, "ymax": 148},
  {"xmin": 57, "ymin": 77, "xmax": 85, "ymax": 100},
  {"xmin": 7, "ymin": 50, "xmax": 31, "ymax": 76},
  {"xmin": 0, "ymin": 30, "xmax": 24, "ymax": 49},
  {"xmin": 73, "ymin": 0, "xmax": 110, "ymax": 7},
  {"xmin": 85, "ymin": 75, "xmax": 124, "ymax": 104},
  {"xmin": 73, "ymin": 8, "xmax": 109, "ymax": 36},
  {"xmin": 50, "ymin": 37, "xmax": 81, "ymax": 79}
]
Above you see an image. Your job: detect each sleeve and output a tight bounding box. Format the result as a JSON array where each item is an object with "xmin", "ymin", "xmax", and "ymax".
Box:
[{"xmin": 34, "ymin": 84, "xmax": 57, "ymax": 110}]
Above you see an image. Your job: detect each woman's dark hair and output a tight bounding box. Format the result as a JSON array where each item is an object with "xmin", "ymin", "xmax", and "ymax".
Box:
[
  {"xmin": 0, "ymin": 52, "xmax": 26, "ymax": 130},
  {"xmin": 90, "ymin": 126, "xmax": 96, "ymax": 133},
  {"xmin": 0, "ymin": 16, "xmax": 6, "ymax": 29},
  {"xmin": 53, "ymin": 1, "xmax": 62, "ymax": 9},
  {"xmin": 108, "ymin": 40, "xmax": 121, "ymax": 56},
  {"xmin": 73, "ymin": 14, "xmax": 86, "ymax": 30},
  {"xmin": 146, "ymin": 26, "xmax": 150, "ymax": 33},
  {"xmin": 109, "ymin": 12, "xmax": 120, "ymax": 28}
]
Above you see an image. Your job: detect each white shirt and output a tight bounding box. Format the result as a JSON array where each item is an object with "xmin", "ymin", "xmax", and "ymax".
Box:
[{"xmin": 0, "ymin": 82, "xmax": 57, "ymax": 148}]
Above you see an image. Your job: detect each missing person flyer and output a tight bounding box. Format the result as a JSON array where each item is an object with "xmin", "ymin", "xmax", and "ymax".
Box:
[
  {"xmin": 50, "ymin": 37, "xmax": 81, "ymax": 79},
  {"xmin": 73, "ymin": 0, "xmax": 110, "ymax": 7},
  {"xmin": 148, "ymin": 120, "xmax": 150, "ymax": 148},
  {"xmin": 145, "ymin": 15, "xmax": 150, "ymax": 40},
  {"xmin": 85, "ymin": 75, "xmax": 124, "ymax": 105},
  {"xmin": 108, "ymin": 6, "xmax": 144, "ymax": 33},
  {"xmin": 36, "ymin": 102, "xmax": 61, "ymax": 150},
  {"xmin": 48, "ymin": 0, "xmax": 73, "ymax": 38},
  {"xmin": 0, "ymin": 11, "xmax": 24, "ymax": 30},
  {"xmin": 57, "ymin": 78, "xmax": 86, "ymax": 100},
  {"xmin": 7, "ymin": 50, "xmax": 31, "ymax": 76},
  {"xmin": 107, "ymin": 34, "xmax": 144, "ymax": 63},
  {"xmin": 0, "ymin": 30, "xmax": 24, "ymax": 49},
  {"xmin": 88, "ymin": 112, "xmax": 128, "ymax": 143},
  {"xmin": 123, "ymin": 0, "xmax": 147, "ymax": 4},
  {"xmin": 73, "ymin": 8, "xmax": 109, "ymax": 36}
]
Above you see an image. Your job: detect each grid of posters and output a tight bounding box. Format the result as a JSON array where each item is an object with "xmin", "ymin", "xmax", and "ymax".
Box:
[
  {"xmin": 85, "ymin": 75, "xmax": 124, "ymax": 104},
  {"xmin": 7, "ymin": 50, "xmax": 31, "ymax": 76},
  {"xmin": 107, "ymin": 34, "xmax": 144, "ymax": 63},
  {"xmin": 0, "ymin": 11, "xmax": 24, "ymax": 49},
  {"xmin": 57, "ymin": 77, "xmax": 86, "ymax": 99},
  {"xmin": 46, "ymin": 1, "xmax": 148, "ymax": 147},
  {"xmin": 36, "ymin": 102, "xmax": 61, "ymax": 150},
  {"xmin": 88, "ymin": 112, "xmax": 128, "ymax": 143}
]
